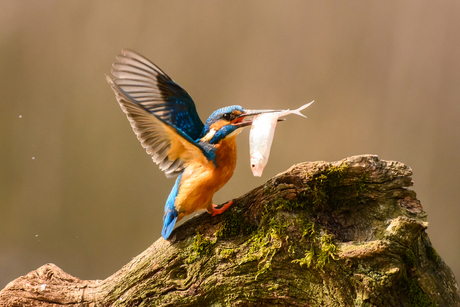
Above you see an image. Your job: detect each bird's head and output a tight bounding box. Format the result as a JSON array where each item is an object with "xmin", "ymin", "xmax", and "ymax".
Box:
[{"xmin": 201, "ymin": 105, "xmax": 272, "ymax": 144}]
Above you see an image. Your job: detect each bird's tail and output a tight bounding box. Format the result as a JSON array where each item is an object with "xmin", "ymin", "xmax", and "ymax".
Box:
[
  {"xmin": 162, "ymin": 209, "xmax": 178, "ymax": 239},
  {"xmin": 161, "ymin": 174, "xmax": 182, "ymax": 239}
]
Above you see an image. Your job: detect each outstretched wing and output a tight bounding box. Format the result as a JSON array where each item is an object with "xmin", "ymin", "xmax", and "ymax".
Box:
[
  {"xmin": 107, "ymin": 77, "xmax": 213, "ymax": 178},
  {"xmin": 111, "ymin": 49, "xmax": 204, "ymax": 140}
]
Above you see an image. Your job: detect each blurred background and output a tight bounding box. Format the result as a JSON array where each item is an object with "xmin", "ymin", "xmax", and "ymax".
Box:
[{"xmin": 1, "ymin": 1, "xmax": 459, "ymax": 287}]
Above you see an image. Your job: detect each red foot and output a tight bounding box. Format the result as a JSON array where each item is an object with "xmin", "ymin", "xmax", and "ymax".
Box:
[{"xmin": 211, "ymin": 200, "xmax": 234, "ymax": 216}]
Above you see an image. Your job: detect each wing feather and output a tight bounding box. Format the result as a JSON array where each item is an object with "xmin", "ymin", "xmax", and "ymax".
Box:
[
  {"xmin": 107, "ymin": 76, "xmax": 212, "ymax": 178},
  {"xmin": 111, "ymin": 49, "xmax": 204, "ymax": 140}
]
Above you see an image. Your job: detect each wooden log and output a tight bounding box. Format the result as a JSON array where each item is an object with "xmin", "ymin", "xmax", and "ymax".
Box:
[{"xmin": 1, "ymin": 155, "xmax": 459, "ymax": 306}]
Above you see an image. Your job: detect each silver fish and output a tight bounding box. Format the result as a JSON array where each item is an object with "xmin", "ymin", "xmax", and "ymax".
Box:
[{"xmin": 249, "ymin": 101, "xmax": 314, "ymax": 176}]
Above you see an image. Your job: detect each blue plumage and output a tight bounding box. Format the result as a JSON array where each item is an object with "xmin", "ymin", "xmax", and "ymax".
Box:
[
  {"xmin": 111, "ymin": 49, "xmax": 204, "ymax": 140},
  {"xmin": 162, "ymin": 173, "xmax": 182, "ymax": 239},
  {"xmin": 108, "ymin": 50, "xmax": 276, "ymax": 240},
  {"xmin": 209, "ymin": 124, "xmax": 238, "ymax": 144},
  {"xmin": 203, "ymin": 105, "xmax": 245, "ymax": 133}
]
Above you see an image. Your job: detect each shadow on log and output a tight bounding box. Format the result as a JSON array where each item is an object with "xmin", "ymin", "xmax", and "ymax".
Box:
[{"xmin": 1, "ymin": 155, "xmax": 459, "ymax": 306}]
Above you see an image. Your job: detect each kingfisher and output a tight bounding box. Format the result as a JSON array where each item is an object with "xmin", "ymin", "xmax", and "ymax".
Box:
[{"xmin": 107, "ymin": 50, "xmax": 274, "ymax": 239}]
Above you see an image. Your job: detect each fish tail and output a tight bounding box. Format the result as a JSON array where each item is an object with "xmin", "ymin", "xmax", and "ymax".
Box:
[{"xmin": 291, "ymin": 100, "xmax": 314, "ymax": 118}]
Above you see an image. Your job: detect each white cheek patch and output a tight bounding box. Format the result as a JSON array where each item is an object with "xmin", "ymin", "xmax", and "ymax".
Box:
[{"xmin": 200, "ymin": 128, "xmax": 216, "ymax": 142}]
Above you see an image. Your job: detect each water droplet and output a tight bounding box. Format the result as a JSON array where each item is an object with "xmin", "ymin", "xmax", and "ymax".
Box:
[
  {"xmin": 19, "ymin": 115, "xmax": 22, "ymax": 118},
  {"xmin": 32, "ymin": 157, "xmax": 35, "ymax": 160}
]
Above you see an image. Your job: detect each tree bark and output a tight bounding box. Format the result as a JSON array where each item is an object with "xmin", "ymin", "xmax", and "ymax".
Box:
[{"xmin": 1, "ymin": 155, "xmax": 459, "ymax": 306}]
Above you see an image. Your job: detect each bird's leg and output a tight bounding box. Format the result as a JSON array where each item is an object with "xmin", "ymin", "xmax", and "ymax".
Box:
[{"xmin": 211, "ymin": 200, "xmax": 234, "ymax": 216}]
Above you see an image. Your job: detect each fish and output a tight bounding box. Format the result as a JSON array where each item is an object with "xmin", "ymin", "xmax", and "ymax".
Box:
[{"xmin": 249, "ymin": 101, "xmax": 314, "ymax": 177}]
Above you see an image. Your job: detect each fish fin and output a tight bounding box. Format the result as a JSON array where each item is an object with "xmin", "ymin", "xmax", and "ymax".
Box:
[{"xmin": 290, "ymin": 100, "xmax": 314, "ymax": 118}]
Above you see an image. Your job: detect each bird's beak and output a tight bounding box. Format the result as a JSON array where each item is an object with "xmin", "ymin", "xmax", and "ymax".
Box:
[
  {"xmin": 231, "ymin": 109, "xmax": 282, "ymax": 128},
  {"xmin": 237, "ymin": 109, "xmax": 281, "ymax": 118}
]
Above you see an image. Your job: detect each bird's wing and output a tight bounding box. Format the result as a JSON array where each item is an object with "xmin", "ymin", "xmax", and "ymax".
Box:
[
  {"xmin": 107, "ymin": 77, "xmax": 213, "ymax": 178},
  {"xmin": 111, "ymin": 49, "xmax": 204, "ymax": 140}
]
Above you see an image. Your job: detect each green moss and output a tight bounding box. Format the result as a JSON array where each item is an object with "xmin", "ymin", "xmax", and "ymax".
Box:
[
  {"xmin": 403, "ymin": 276, "xmax": 436, "ymax": 307},
  {"xmin": 304, "ymin": 163, "xmax": 370, "ymax": 212},
  {"xmin": 261, "ymin": 198, "xmax": 301, "ymax": 213},
  {"xmin": 240, "ymin": 229, "xmax": 276, "ymax": 278},
  {"xmin": 339, "ymin": 173, "xmax": 369, "ymax": 208},
  {"xmin": 263, "ymin": 163, "xmax": 370, "ymax": 216},
  {"xmin": 292, "ymin": 245, "xmax": 315, "ymax": 268},
  {"xmin": 297, "ymin": 213, "xmax": 316, "ymax": 238},
  {"xmin": 360, "ymin": 268, "xmax": 394, "ymax": 289},
  {"xmin": 219, "ymin": 248, "xmax": 236, "ymax": 260},
  {"xmin": 240, "ymin": 214, "xmax": 290, "ymax": 279},
  {"xmin": 292, "ymin": 232, "xmax": 338, "ymax": 270},
  {"xmin": 317, "ymin": 232, "xmax": 338, "ymax": 269},
  {"xmin": 267, "ymin": 283, "xmax": 280, "ymax": 291},
  {"xmin": 259, "ymin": 164, "xmax": 351, "ymax": 215},
  {"xmin": 403, "ymin": 249, "xmax": 417, "ymax": 268},
  {"xmin": 400, "ymin": 247, "xmax": 436, "ymax": 307},
  {"xmin": 215, "ymin": 208, "xmax": 256, "ymax": 238},
  {"xmin": 288, "ymin": 243, "xmax": 296, "ymax": 255},
  {"xmin": 314, "ymin": 164, "xmax": 348, "ymax": 191},
  {"xmin": 263, "ymin": 185, "xmax": 272, "ymax": 195},
  {"xmin": 187, "ymin": 232, "xmax": 216, "ymax": 264},
  {"xmin": 425, "ymin": 245, "xmax": 439, "ymax": 264},
  {"xmin": 267, "ymin": 215, "xmax": 291, "ymax": 237},
  {"xmin": 353, "ymin": 174, "xmax": 369, "ymax": 198},
  {"xmin": 291, "ymin": 214, "xmax": 317, "ymax": 268},
  {"xmin": 214, "ymin": 163, "xmax": 357, "ymax": 277},
  {"xmin": 304, "ymin": 163, "xmax": 349, "ymax": 211}
]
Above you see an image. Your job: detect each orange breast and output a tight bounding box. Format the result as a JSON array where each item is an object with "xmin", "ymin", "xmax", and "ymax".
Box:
[{"xmin": 174, "ymin": 134, "xmax": 239, "ymax": 219}]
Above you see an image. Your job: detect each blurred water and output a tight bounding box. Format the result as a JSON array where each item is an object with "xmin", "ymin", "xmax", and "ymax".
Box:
[{"xmin": 1, "ymin": 0, "xmax": 459, "ymax": 287}]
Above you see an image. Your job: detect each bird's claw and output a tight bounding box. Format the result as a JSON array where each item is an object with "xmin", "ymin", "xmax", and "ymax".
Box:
[{"xmin": 211, "ymin": 200, "xmax": 234, "ymax": 216}]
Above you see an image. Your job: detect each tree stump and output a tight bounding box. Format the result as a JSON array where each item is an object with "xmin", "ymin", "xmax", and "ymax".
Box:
[{"xmin": 1, "ymin": 155, "xmax": 459, "ymax": 306}]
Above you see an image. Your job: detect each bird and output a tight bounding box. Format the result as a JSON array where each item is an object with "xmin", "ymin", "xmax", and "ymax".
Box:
[{"xmin": 106, "ymin": 49, "xmax": 274, "ymax": 239}]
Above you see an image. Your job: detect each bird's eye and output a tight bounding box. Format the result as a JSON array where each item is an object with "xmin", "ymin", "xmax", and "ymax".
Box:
[{"xmin": 222, "ymin": 113, "xmax": 232, "ymax": 121}]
